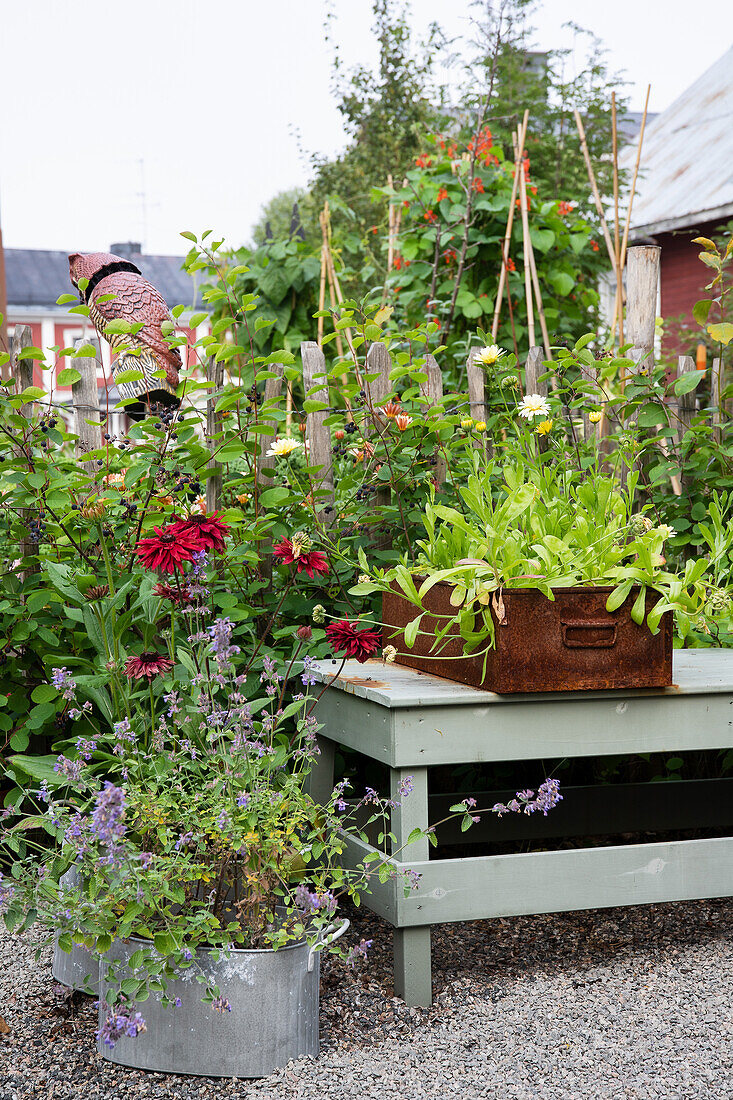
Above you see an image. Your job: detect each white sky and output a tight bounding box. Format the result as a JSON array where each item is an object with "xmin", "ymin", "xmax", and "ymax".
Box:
[{"xmin": 0, "ymin": 0, "xmax": 729, "ymax": 255}]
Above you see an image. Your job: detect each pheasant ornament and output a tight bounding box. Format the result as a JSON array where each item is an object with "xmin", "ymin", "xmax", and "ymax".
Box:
[{"xmin": 68, "ymin": 251, "xmax": 181, "ymax": 413}]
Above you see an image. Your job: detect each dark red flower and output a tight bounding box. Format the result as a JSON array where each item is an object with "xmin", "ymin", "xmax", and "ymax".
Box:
[
  {"xmin": 124, "ymin": 653, "xmax": 174, "ymax": 680},
  {"xmin": 296, "ymin": 624, "xmax": 312, "ymax": 641},
  {"xmin": 135, "ymin": 526, "xmax": 199, "ymax": 573},
  {"xmin": 325, "ymin": 620, "xmax": 381, "ymax": 663},
  {"xmin": 168, "ymin": 512, "xmax": 230, "ymax": 554},
  {"xmin": 273, "ymin": 539, "xmax": 329, "ymax": 579},
  {"xmin": 154, "ymin": 582, "xmax": 194, "ymax": 606}
]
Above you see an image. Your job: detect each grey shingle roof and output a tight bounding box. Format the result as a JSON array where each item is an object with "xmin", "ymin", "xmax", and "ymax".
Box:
[
  {"xmin": 5, "ymin": 243, "xmax": 205, "ymax": 311},
  {"xmin": 620, "ymin": 45, "xmax": 733, "ymax": 234}
]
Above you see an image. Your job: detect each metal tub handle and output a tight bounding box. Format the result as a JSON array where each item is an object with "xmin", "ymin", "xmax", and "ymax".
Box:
[
  {"xmin": 307, "ymin": 918, "xmax": 350, "ymax": 972},
  {"xmin": 561, "ymin": 618, "xmax": 617, "ymax": 649}
]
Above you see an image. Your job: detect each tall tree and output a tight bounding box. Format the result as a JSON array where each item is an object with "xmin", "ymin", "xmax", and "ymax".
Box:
[{"xmin": 309, "ymin": 0, "xmax": 446, "ymax": 233}]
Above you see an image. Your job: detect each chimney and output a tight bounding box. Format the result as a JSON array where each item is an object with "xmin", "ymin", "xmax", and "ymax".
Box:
[{"xmin": 110, "ymin": 242, "xmax": 142, "ymax": 259}]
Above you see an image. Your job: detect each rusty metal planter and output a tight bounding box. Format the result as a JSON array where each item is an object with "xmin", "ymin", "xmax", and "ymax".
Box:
[{"xmin": 382, "ymin": 582, "xmax": 672, "ymax": 693}]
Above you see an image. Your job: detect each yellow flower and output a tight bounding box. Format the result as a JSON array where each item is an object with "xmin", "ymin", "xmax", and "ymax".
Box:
[
  {"xmin": 475, "ymin": 344, "xmax": 505, "ymax": 367},
  {"xmin": 266, "ymin": 437, "xmax": 303, "ymax": 458},
  {"xmin": 535, "ymin": 419, "xmax": 554, "ymax": 436},
  {"xmin": 461, "ymin": 417, "xmax": 474, "ymax": 429},
  {"xmin": 588, "ymin": 410, "xmax": 603, "ymax": 424},
  {"xmin": 474, "ymin": 421, "xmax": 487, "ymax": 432}
]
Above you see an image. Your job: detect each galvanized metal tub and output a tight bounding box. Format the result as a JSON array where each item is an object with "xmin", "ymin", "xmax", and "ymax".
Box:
[
  {"xmin": 97, "ymin": 919, "xmax": 348, "ymax": 1078},
  {"xmin": 383, "ymin": 582, "xmax": 673, "ymax": 693},
  {"xmin": 52, "ymin": 868, "xmax": 100, "ymax": 994}
]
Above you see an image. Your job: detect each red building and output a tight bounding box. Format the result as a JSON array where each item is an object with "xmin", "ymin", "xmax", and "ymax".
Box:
[{"xmin": 621, "ymin": 46, "xmax": 733, "ymax": 355}]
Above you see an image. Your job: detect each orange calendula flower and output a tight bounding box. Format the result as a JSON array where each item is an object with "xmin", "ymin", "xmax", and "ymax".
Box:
[
  {"xmin": 381, "ymin": 400, "xmax": 402, "ymax": 419},
  {"xmin": 395, "ymin": 414, "xmax": 413, "ymax": 431}
]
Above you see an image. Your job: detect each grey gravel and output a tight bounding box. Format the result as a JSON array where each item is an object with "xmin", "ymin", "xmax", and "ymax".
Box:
[{"xmin": 0, "ymin": 898, "xmax": 730, "ymax": 1099}]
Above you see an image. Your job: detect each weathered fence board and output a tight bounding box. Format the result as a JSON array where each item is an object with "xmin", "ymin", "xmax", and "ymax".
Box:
[
  {"xmin": 301, "ymin": 341, "xmax": 335, "ymax": 522},
  {"xmin": 72, "ymin": 337, "xmax": 102, "ymax": 469}
]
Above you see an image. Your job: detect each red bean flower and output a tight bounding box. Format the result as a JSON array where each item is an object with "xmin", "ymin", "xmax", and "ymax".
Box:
[
  {"xmin": 124, "ymin": 652, "xmax": 174, "ymax": 680},
  {"xmin": 273, "ymin": 538, "xmax": 329, "ymax": 579},
  {"xmin": 325, "ymin": 620, "xmax": 381, "ymax": 663},
  {"xmin": 168, "ymin": 512, "xmax": 230, "ymax": 554},
  {"xmin": 135, "ymin": 526, "xmax": 200, "ymax": 574}
]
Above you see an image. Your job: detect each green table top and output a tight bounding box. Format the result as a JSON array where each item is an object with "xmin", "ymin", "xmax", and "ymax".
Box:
[{"xmin": 311, "ymin": 649, "xmax": 733, "ymax": 710}]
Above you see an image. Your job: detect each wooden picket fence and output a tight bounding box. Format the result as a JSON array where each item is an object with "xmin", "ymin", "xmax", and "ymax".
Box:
[{"xmin": 8, "ymin": 246, "xmax": 729, "ymax": 522}]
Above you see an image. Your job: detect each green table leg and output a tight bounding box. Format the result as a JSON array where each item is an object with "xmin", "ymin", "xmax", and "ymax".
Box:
[
  {"xmin": 390, "ymin": 767, "xmax": 433, "ymax": 1006},
  {"xmin": 304, "ymin": 735, "xmax": 335, "ymax": 804}
]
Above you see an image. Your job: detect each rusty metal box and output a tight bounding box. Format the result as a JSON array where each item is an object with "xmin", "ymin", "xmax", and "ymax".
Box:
[{"xmin": 382, "ymin": 583, "xmax": 673, "ymax": 693}]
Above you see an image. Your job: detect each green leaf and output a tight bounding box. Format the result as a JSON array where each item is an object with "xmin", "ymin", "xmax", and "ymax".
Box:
[
  {"xmin": 56, "ymin": 367, "xmax": 82, "ymax": 386},
  {"xmin": 530, "ymin": 228, "xmax": 555, "ymax": 253},
  {"xmin": 706, "ymin": 322, "xmax": 733, "ymax": 346},
  {"xmin": 9, "ymin": 754, "xmax": 66, "ymax": 786},
  {"xmin": 548, "ymin": 271, "xmax": 575, "ymax": 296},
  {"xmin": 673, "ymin": 370, "xmax": 704, "ymax": 395},
  {"xmin": 114, "ymin": 368, "xmax": 145, "ymax": 384},
  {"xmin": 18, "ymin": 348, "xmax": 45, "ymax": 361},
  {"xmin": 56, "ymin": 293, "xmax": 78, "ymax": 305},
  {"xmin": 606, "ymin": 579, "xmax": 633, "ymax": 612},
  {"xmin": 403, "ymin": 614, "xmax": 423, "ymax": 648},
  {"xmin": 31, "ymin": 684, "xmax": 58, "ymax": 704},
  {"xmin": 692, "ymin": 298, "xmax": 713, "ymax": 325},
  {"xmin": 630, "ymin": 585, "xmax": 647, "ymax": 626}
]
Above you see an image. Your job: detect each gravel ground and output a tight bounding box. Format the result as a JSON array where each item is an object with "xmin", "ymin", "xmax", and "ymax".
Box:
[{"xmin": 0, "ymin": 898, "xmax": 730, "ymax": 1100}]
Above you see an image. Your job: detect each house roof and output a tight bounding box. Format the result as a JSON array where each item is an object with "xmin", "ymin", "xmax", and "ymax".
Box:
[
  {"xmin": 622, "ymin": 45, "xmax": 733, "ymax": 235},
  {"xmin": 5, "ymin": 242, "xmax": 205, "ymax": 311}
]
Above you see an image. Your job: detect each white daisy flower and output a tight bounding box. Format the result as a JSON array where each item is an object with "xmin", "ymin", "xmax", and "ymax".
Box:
[
  {"xmin": 517, "ymin": 393, "xmax": 551, "ymax": 419},
  {"xmin": 266, "ymin": 437, "xmax": 303, "ymax": 458},
  {"xmin": 475, "ymin": 344, "xmax": 505, "ymax": 367}
]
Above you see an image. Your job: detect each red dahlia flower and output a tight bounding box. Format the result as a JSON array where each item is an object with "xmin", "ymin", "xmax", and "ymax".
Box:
[
  {"xmin": 325, "ymin": 620, "xmax": 381, "ymax": 663},
  {"xmin": 154, "ymin": 582, "xmax": 194, "ymax": 606},
  {"xmin": 124, "ymin": 653, "xmax": 173, "ymax": 680},
  {"xmin": 273, "ymin": 539, "xmax": 329, "ymax": 579},
  {"xmin": 135, "ymin": 526, "xmax": 199, "ymax": 573},
  {"xmin": 168, "ymin": 512, "xmax": 230, "ymax": 554}
]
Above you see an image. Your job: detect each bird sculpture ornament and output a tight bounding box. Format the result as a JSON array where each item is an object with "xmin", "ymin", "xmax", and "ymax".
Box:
[{"xmin": 68, "ymin": 251, "xmax": 181, "ymax": 416}]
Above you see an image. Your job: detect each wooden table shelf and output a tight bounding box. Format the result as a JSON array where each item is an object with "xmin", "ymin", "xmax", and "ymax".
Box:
[{"xmin": 309, "ymin": 650, "xmax": 733, "ymax": 1006}]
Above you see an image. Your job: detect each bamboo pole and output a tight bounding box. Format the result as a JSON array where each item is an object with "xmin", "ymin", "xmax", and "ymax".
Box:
[
  {"xmin": 517, "ymin": 143, "xmax": 535, "ymax": 348},
  {"xmin": 611, "ymin": 92, "xmax": 623, "ymax": 346},
  {"xmin": 317, "ymin": 204, "xmax": 329, "ymax": 346},
  {"xmin": 574, "ymin": 108, "xmax": 617, "ymax": 273},
  {"xmin": 386, "ymin": 173, "xmax": 396, "ymax": 273},
  {"xmin": 619, "ymin": 85, "xmax": 651, "ymax": 275},
  {"xmin": 491, "ymin": 110, "xmax": 529, "ymax": 340}
]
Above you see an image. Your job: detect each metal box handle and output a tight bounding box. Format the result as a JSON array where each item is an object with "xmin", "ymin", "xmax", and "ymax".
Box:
[{"xmin": 561, "ymin": 618, "xmax": 617, "ymax": 649}]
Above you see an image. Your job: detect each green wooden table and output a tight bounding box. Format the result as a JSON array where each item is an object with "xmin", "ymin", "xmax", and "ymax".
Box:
[{"xmin": 310, "ymin": 650, "xmax": 733, "ymax": 1006}]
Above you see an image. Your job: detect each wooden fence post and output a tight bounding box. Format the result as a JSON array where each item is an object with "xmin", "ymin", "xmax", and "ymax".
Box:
[
  {"xmin": 301, "ymin": 341, "xmax": 335, "ymax": 523},
  {"xmin": 579, "ymin": 361, "xmax": 599, "ymax": 443},
  {"xmin": 626, "ymin": 244, "xmax": 660, "ymax": 374},
  {"xmin": 424, "ymin": 353, "xmax": 447, "ymax": 487},
  {"xmin": 365, "ymin": 341, "xmax": 392, "ymax": 427},
  {"xmin": 525, "ymin": 345, "xmax": 549, "ymax": 453},
  {"xmin": 466, "ymin": 347, "xmax": 492, "ymax": 460},
  {"xmin": 364, "ymin": 342, "xmax": 393, "ymax": 548},
  {"xmin": 711, "ymin": 357, "xmax": 723, "ymax": 442},
  {"xmin": 675, "ymin": 355, "xmax": 697, "ymax": 497},
  {"xmin": 206, "ymin": 354, "xmax": 224, "ymax": 514},
  {"xmin": 12, "ymin": 324, "xmax": 34, "ymax": 400},
  {"xmin": 72, "ymin": 336, "xmax": 102, "ymax": 469}
]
